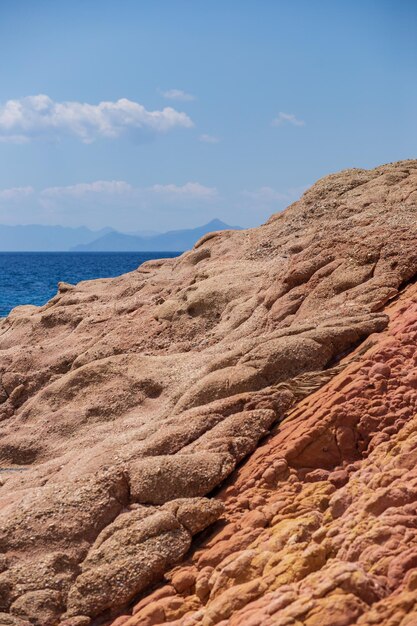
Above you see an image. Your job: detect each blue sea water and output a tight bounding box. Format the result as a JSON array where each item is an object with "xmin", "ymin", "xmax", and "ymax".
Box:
[{"xmin": 0, "ymin": 251, "xmax": 181, "ymax": 317}]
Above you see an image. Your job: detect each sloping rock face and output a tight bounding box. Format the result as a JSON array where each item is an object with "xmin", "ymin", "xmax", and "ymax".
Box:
[
  {"xmin": 114, "ymin": 282, "xmax": 417, "ymax": 626},
  {"xmin": 0, "ymin": 160, "xmax": 416, "ymax": 625}
]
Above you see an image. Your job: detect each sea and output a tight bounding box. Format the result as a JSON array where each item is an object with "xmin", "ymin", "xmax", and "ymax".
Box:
[{"xmin": 0, "ymin": 251, "xmax": 181, "ymax": 317}]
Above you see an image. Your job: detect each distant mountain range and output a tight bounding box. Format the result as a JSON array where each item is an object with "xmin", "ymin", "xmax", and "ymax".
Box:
[
  {"xmin": 0, "ymin": 219, "xmax": 240, "ymax": 252},
  {"xmin": 0, "ymin": 225, "xmax": 114, "ymax": 252},
  {"xmin": 71, "ymin": 219, "xmax": 240, "ymax": 252}
]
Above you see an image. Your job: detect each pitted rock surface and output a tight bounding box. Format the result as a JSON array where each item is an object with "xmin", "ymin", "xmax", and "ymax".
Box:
[
  {"xmin": 0, "ymin": 160, "xmax": 416, "ymax": 624},
  {"xmin": 108, "ymin": 282, "xmax": 417, "ymax": 626}
]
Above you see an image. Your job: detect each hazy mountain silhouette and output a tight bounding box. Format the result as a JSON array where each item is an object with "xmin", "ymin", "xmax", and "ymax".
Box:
[
  {"xmin": 71, "ymin": 219, "xmax": 241, "ymax": 252},
  {"xmin": 0, "ymin": 225, "xmax": 114, "ymax": 251}
]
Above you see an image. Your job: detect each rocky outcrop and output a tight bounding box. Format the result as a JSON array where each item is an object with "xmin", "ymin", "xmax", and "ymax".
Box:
[
  {"xmin": 0, "ymin": 160, "xmax": 416, "ymax": 624},
  {"xmin": 114, "ymin": 281, "xmax": 417, "ymax": 626}
]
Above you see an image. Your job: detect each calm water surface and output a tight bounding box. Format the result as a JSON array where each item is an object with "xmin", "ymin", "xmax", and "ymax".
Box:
[{"xmin": 0, "ymin": 252, "xmax": 180, "ymax": 317}]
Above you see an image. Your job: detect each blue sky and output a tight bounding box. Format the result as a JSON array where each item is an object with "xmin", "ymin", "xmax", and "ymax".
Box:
[{"xmin": 0, "ymin": 0, "xmax": 415, "ymax": 231}]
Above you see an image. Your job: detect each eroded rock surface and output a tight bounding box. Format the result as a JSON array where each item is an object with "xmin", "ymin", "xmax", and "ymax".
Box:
[
  {"xmin": 108, "ymin": 281, "xmax": 417, "ymax": 626},
  {"xmin": 0, "ymin": 160, "xmax": 416, "ymax": 624}
]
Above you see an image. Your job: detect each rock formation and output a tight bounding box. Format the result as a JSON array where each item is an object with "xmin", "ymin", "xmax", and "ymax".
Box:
[{"xmin": 0, "ymin": 160, "xmax": 416, "ymax": 625}]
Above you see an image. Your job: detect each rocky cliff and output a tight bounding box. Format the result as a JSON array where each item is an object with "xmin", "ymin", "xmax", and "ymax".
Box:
[{"xmin": 0, "ymin": 160, "xmax": 416, "ymax": 626}]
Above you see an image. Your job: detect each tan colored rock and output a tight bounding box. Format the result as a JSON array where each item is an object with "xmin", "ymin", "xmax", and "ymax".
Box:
[
  {"xmin": 65, "ymin": 498, "xmax": 222, "ymax": 618},
  {"xmin": 10, "ymin": 590, "xmax": 64, "ymax": 626},
  {"xmin": 0, "ymin": 614, "xmax": 32, "ymax": 626},
  {"xmin": 128, "ymin": 453, "xmax": 235, "ymax": 504},
  {"xmin": 0, "ymin": 161, "xmax": 417, "ymax": 623}
]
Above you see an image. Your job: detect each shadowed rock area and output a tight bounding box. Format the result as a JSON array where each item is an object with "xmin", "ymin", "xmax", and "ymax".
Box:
[{"xmin": 0, "ymin": 160, "xmax": 416, "ymax": 625}]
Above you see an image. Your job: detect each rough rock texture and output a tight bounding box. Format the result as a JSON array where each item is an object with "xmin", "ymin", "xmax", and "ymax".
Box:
[
  {"xmin": 0, "ymin": 160, "xmax": 417, "ymax": 624},
  {"xmin": 112, "ymin": 282, "xmax": 417, "ymax": 626}
]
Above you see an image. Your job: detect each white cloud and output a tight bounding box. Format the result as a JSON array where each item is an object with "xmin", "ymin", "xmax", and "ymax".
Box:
[
  {"xmin": 0, "ymin": 179, "xmax": 219, "ymax": 229},
  {"xmin": 199, "ymin": 133, "xmax": 221, "ymax": 144},
  {"xmin": 0, "ymin": 135, "xmax": 30, "ymax": 144},
  {"xmin": 161, "ymin": 89, "xmax": 195, "ymax": 102},
  {"xmin": 242, "ymin": 186, "xmax": 307, "ymax": 208},
  {"xmin": 42, "ymin": 180, "xmax": 134, "ymax": 199},
  {"xmin": 0, "ymin": 186, "xmax": 34, "ymax": 200},
  {"xmin": 150, "ymin": 182, "xmax": 217, "ymax": 198},
  {"xmin": 271, "ymin": 112, "xmax": 305, "ymax": 127},
  {"xmin": 0, "ymin": 94, "xmax": 194, "ymax": 143},
  {"xmin": 37, "ymin": 180, "xmax": 217, "ymax": 215},
  {"xmin": 242, "ymin": 186, "xmax": 291, "ymax": 203},
  {"xmin": 40, "ymin": 180, "xmax": 216, "ymax": 202}
]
